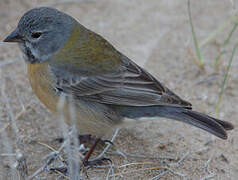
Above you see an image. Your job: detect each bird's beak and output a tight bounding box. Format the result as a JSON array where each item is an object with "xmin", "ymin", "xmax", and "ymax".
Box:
[{"xmin": 3, "ymin": 28, "xmax": 24, "ymax": 43}]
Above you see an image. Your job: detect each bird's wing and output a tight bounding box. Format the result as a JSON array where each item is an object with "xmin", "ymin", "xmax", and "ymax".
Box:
[{"xmin": 50, "ymin": 56, "xmax": 192, "ymax": 108}]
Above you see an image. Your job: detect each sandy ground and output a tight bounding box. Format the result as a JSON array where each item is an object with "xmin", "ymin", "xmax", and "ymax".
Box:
[{"xmin": 0, "ymin": 0, "xmax": 238, "ymax": 179}]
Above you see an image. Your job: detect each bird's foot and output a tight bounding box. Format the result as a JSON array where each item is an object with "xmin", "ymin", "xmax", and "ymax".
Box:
[
  {"xmin": 50, "ymin": 166, "xmax": 68, "ymax": 176},
  {"xmin": 83, "ymin": 156, "xmax": 112, "ymax": 168}
]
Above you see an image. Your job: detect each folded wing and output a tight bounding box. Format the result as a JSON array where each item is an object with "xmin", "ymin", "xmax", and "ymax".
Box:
[{"xmin": 50, "ymin": 57, "xmax": 192, "ymax": 108}]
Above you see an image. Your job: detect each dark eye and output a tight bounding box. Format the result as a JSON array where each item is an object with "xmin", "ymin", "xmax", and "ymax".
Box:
[{"xmin": 31, "ymin": 32, "xmax": 42, "ymax": 39}]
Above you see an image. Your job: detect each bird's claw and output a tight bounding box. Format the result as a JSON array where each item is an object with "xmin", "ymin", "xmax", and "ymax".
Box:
[{"xmin": 83, "ymin": 157, "xmax": 112, "ymax": 168}]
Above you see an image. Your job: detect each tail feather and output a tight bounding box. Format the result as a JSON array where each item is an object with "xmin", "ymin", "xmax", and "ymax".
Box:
[
  {"xmin": 117, "ymin": 105, "xmax": 234, "ymax": 139},
  {"xmin": 181, "ymin": 111, "xmax": 232, "ymax": 139},
  {"xmin": 209, "ymin": 117, "xmax": 234, "ymax": 130}
]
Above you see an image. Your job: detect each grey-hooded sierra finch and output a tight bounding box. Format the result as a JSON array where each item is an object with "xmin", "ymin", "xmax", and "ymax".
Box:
[{"xmin": 4, "ymin": 7, "xmax": 234, "ymax": 164}]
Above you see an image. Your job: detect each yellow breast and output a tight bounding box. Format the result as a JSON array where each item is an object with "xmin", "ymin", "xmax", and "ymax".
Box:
[{"xmin": 27, "ymin": 62, "xmax": 58, "ymax": 113}]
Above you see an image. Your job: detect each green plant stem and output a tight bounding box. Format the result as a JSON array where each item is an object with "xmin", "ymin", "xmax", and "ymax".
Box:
[
  {"xmin": 187, "ymin": 0, "xmax": 203, "ymax": 69},
  {"xmin": 214, "ymin": 23, "xmax": 238, "ymax": 70},
  {"xmin": 223, "ymin": 23, "xmax": 238, "ymax": 46},
  {"xmin": 200, "ymin": 13, "xmax": 238, "ymax": 48},
  {"xmin": 215, "ymin": 43, "xmax": 238, "ymax": 118}
]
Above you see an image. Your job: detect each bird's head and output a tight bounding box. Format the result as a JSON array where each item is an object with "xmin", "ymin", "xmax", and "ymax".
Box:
[{"xmin": 4, "ymin": 7, "xmax": 75, "ymax": 64}]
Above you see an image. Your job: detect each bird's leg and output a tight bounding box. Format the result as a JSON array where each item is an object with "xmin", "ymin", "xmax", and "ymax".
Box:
[
  {"xmin": 54, "ymin": 130, "xmax": 119, "ymax": 167},
  {"xmin": 82, "ymin": 138, "xmax": 100, "ymax": 165},
  {"xmin": 88, "ymin": 129, "xmax": 119, "ymax": 164},
  {"xmin": 82, "ymin": 138, "xmax": 111, "ymax": 167}
]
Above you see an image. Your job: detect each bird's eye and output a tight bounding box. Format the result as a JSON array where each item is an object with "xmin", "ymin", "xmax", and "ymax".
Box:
[{"xmin": 31, "ymin": 32, "xmax": 42, "ymax": 39}]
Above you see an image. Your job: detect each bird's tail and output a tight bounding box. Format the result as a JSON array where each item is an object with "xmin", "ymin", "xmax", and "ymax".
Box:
[
  {"xmin": 119, "ymin": 106, "xmax": 234, "ymax": 139},
  {"xmin": 156, "ymin": 107, "xmax": 234, "ymax": 139}
]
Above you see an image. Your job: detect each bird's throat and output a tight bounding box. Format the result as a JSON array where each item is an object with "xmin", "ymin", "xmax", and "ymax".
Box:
[{"xmin": 19, "ymin": 42, "xmax": 39, "ymax": 64}]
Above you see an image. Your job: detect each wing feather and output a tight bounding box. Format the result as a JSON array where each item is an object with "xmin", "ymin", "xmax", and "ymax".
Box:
[{"xmin": 50, "ymin": 58, "xmax": 192, "ymax": 108}]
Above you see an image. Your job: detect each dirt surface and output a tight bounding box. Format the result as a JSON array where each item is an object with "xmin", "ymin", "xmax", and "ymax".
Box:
[{"xmin": 0, "ymin": 0, "xmax": 238, "ymax": 179}]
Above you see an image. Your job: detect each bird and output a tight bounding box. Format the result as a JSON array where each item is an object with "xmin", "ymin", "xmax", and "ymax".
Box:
[{"xmin": 3, "ymin": 7, "xmax": 233, "ymax": 165}]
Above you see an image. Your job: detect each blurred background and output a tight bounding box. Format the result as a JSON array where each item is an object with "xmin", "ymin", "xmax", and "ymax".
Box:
[{"xmin": 0, "ymin": 0, "xmax": 238, "ymax": 179}]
